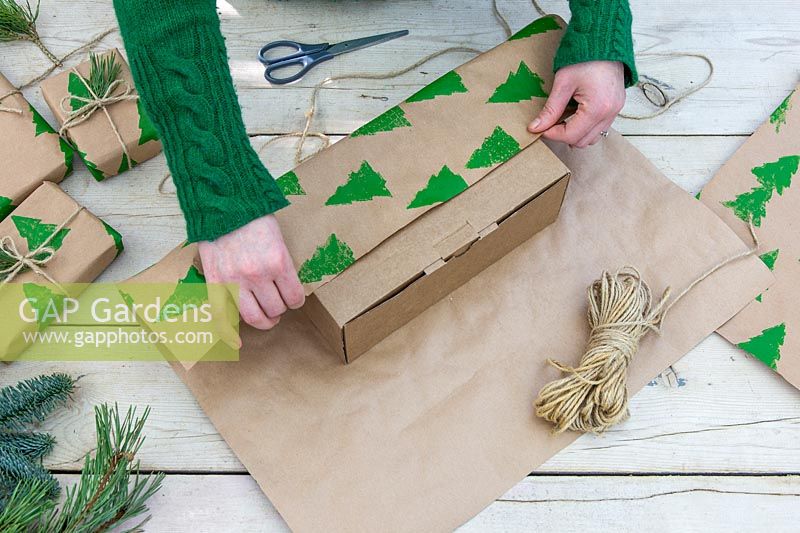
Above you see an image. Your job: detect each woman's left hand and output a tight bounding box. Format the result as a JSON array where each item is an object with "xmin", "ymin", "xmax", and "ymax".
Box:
[{"xmin": 528, "ymin": 60, "xmax": 626, "ymax": 148}]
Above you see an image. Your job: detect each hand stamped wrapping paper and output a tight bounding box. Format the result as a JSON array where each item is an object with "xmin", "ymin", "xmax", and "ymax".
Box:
[
  {"xmin": 40, "ymin": 49, "xmax": 162, "ymax": 181},
  {"xmin": 0, "ymin": 72, "xmax": 73, "ymax": 220},
  {"xmin": 701, "ymin": 83, "xmax": 800, "ymax": 387},
  {"xmin": 133, "ymin": 132, "xmax": 771, "ymax": 532},
  {"xmin": 0, "ymin": 183, "xmax": 123, "ymax": 359}
]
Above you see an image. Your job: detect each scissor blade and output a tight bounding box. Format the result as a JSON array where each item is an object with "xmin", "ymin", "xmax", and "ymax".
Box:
[{"xmin": 326, "ymin": 30, "xmax": 409, "ymax": 57}]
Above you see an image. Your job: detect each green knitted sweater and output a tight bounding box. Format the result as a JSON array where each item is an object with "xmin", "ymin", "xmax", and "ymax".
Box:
[{"xmin": 113, "ymin": 0, "xmax": 636, "ymax": 242}]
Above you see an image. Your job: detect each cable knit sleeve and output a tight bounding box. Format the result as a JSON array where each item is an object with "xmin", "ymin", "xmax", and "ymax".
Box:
[
  {"xmin": 113, "ymin": 0, "xmax": 289, "ymax": 243},
  {"xmin": 555, "ymin": 0, "xmax": 638, "ymax": 87}
]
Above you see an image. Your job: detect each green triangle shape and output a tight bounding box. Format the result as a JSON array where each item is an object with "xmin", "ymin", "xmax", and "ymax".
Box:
[
  {"xmin": 159, "ymin": 265, "xmax": 208, "ymax": 321},
  {"xmin": 298, "ymin": 233, "xmax": 355, "ymax": 284},
  {"xmin": 117, "ymin": 153, "xmax": 138, "ymax": 175},
  {"xmin": 351, "ymin": 106, "xmax": 412, "ymax": 137},
  {"xmin": 0, "ymin": 196, "xmax": 14, "ymax": 220},
  {"xmin": 67, "ymin": 72, "xmax": 92, "ymax": 111},
  {"xmin": 407, "ymin": 165, "xmax": 469, "ymax": 208},
  {"xmin": 77, "ymin": 148, "xmax": 107, "ymax": 182},
  {"xmin": 770, "ymin": 90, "xmax": 794, "ymax": 133},
  {"xmin": 12, "ymin": 215, "xmax": 71, "ymax": 253},
  {"xmin": 487, "ymin": 61, "xmax": 548, "ymax": 103},
  {"xmin": 737, "ymin": 323, "xmax": 786, "ymax": 370},
  {"xmin": 59, "ymin": 138, "xmax": 75, "ymax": 178},
  {"xmin": 722, "ymin": 155, "xmax": 800, "ymax": 226},
  {"xmin": 137, "ymin": 100, "xmax": 159, "ymax": 145},
  {"xmin": 759, "ymin": 248, "xmax": 780, "ymax": 271},
  {"xmin": 465, "ymin": 126, "xmax": 521, "ymax": 169},
  {"xmin": 509, "ymin": 15, "xmax": 562, "ymax": 40},
  {"xmin": 325, "ymin": 161, "xmax": 392, "ymax": 205},
  {"xmin": 275, "ymin": 171, "xmax": 306, "ymax": 196},
  {"xmin": 22, "ymin": 283, "xmax": 67, "ymax": 330},
  {"xmin": 102, "ymin": 221, "xmax": 124, "ymax": 258},
  {"xmin": 28, "ymin": 104, "xmax": 56, "ymax": 136},
  {"xmin": 406, "ymin": 71, "xmax": 468, "ymax": 103}
]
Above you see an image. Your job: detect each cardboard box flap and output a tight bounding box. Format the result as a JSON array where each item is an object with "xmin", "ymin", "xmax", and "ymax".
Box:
[{"xmin": 275, "ymin": 15, "xmax": 567, "ymax": 296}]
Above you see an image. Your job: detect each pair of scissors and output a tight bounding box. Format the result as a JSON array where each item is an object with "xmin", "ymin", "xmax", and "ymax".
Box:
[{"xmin": 258, "ymin": 30, "xmax": 409, "ymax": 85}]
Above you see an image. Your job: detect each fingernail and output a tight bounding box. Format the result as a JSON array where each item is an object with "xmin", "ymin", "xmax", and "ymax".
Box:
[{"xmin": 529, "ymin": 118, "xmax": 540, "ymax": 131}]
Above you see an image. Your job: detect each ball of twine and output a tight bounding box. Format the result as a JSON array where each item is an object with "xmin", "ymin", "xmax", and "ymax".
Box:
[
  {"xmin": 535, "ymin": 223, "xmax": 758, "ymax": 434},
  {"xmin": 534, "ymin": 267, "xmax": 668, "ymax": 434}
]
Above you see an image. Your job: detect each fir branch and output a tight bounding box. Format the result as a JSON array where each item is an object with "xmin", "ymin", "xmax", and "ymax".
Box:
[
  {"xmin": 0, "ymin": 479, "xmax": 56, "ymax": 532},
  {"xmin": 0, "ymin": 444, "xmax": 59, "ymax": 501},
  {"xmin": 87, "ymin": 51, "xmax": 122, "ymax": 97},
  {"xmin": 0, "ymin": 373, "xmax": 75, "ymax": 431},
  {"xmin": 36, "ymin": 403, "xmax": 164, "ymax": 533},
  {"xmin": 0, "ymin": 432, "xmax": 55, "ymax": 461},
  {"xmin": 0, "ymin": 249, "xmax": 29, "ymax": 280},
  {"xmin": 0, "ymin": 0, "xmax": 59, "ymax": 65}
]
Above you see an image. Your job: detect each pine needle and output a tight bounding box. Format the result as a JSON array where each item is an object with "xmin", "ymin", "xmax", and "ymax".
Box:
[
  {"xmin": 35, "ymin": 403, "xmax": 164, "ymax": 532},
  {"xmin": 0, "ymin": 479, "xmax": 56, "ymax": 532},
  {"xmin": 88, "ymin": 51, "xmax": 122, "ymax": 97},
  {"xmin": 0, "ymin": 432, "xmax": 55, "ymax": 461},
  {"xmin": 0, "ymin": 373, "xmax": 75, "ymax": 431},
  {"xmin": 0, "ymin": 444, "xmax": 59, "ymax": 502},
  {"xmin": 0, "ymin": 0, "xmax": 37, "ymax": 42},
  {"xmin": 0, "ymin": 248, "xmax": 28, "ymax": 280},
  {"xmin": 0, "ymin": 0, "xmax": 59, "ymax": 64}
]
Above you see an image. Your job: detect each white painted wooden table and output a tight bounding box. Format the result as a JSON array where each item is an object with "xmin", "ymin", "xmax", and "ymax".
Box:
[{"xmin": 3, "ymin": 1, "xmax": 800, "ymax": 531}]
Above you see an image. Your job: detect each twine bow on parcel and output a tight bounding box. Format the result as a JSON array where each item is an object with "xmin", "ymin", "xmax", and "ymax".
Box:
[
  {"xmin": 0, "ymin": 207, "xmax": 84, "ymax": 293},
  {"xmin": 58, "ymin": 71, "xmax": 138, "ymax": 163},
  {"xmin": 535, "ymin": 223, "xmax": 759, "ymax": 434}
]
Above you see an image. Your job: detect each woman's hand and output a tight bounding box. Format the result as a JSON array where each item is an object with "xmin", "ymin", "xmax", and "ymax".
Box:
[
  {"xmin": 199, "ymin": 214, "xmax": 304, "ymax": 331},
  {"xmin": 528, "ymin": 60, "xmax": 626, "ymax": 148}
]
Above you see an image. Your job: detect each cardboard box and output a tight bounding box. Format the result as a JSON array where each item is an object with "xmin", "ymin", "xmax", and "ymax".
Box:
[
  {"xmin": 305, "ymin": 141, "xmax": 569, "ymax": 362},
  {"xmin": 40, "ymin": 49, "xmax": 161, "ymax": 181},
  {"xmin": 275, "ymin": 15, "xmax": 571, "ymax": 362},
  {"xmin": 0, "ymin": 71, "xmax": 73, "ymax": 219}
]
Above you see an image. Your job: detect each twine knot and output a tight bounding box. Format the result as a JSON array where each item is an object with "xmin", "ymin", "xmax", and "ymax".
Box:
[
  {"xmin": 58, "ymin": 71, "xmax": 138, "ymax": 165},
  {"xmin": 0, "ymin": 90, "xmax": 23, "ymax": 115},
  {"xmin": 535, "ymin": 268, "xmax": 669, "ymax": 434},
  {"xmin": 0, "ymin": 236, "xmax": 58, "ymax": 284},
  {"xmin": 0, "ymin": 207, "xmax": 84, "ymax": 292}
]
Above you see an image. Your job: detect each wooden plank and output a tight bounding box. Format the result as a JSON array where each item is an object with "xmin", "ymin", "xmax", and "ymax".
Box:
[
  {"xmin": 0, "ymin": 0, "xmax": 797, "ymax": 136},
  {"xmin": 3, "ymin": 334, "xmax": 800, "ymax": 473},
  {"xmin": 49, "ymin": 473, "xmax": 800, "ymax": 532}
]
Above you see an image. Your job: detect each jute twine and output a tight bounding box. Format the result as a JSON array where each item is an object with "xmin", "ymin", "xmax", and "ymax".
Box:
[
  {"xmin": 58, "ymin": 71, "xmax": 138, "ymax": 165},
  {"xmin": 0, "ymin": 206, "xmax": 85, "ymax": 294},
  {"xmin": 535, "ymin": 223, "xmax": 760, "ymax": 434},
  {"xmin": 18, "ymin": 28, "xmax": 117, "ymax": 91},
  {"xmin": 0, "ymin": 90, "xmax": 23, "ymax": 115}
]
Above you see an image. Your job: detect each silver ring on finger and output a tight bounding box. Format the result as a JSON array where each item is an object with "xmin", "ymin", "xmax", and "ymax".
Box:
[{"xmin": 599, "ymin": 130, "xmax": 609, "ymax": 138}]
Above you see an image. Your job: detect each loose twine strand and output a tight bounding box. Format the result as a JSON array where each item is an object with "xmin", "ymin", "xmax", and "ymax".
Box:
[
  {"xmin": 18, "ymin": 28, "xmax": 117, "ymax": 90},
  {"xmin": 0, "ymin": 90, "xmax": 23, "ymax": 115},
  {"xmin": 0, "ymin": 206, "xmax": 85, "ymax": 294},
  {"xmin": 535, "ymin": 223, "xmax": 760, "ymax": 434},
  {"xmin": 58, "ymin": 73, "xmax": 138, "ymax": 165}
]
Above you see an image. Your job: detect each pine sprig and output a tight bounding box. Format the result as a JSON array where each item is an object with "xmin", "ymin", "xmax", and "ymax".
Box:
[
  {"xmin": 0, "ymin": 432, "xmax": 55, "ymax": 461},
  {"xmin": 0, "ymin": 479, "xmax": 56, "ymax": 533},
  {"xmin": 87, "ymin": 51, "xmax": 122, "ymax": 97},
  {"xmin": 0, "ymin": 250, "xmax": 29, "ymax": 281},
  {"xmin": 0, "ymin": 0, "xmax": 59, "ymax": 65},
  {"xmin": 0, "ymin": 444, "xmax": 59, "ymax": 501},
  {"xmin": 35, "ymin": 403, "xmax": 164, "ymax": 532},
  {"xmin": 0, "ymin": 373, "xmax": 75, "ymax": 431}
]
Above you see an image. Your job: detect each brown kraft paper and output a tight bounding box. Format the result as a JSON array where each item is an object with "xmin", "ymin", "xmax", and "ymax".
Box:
[
  {"xmin": 0, "ymin": 182, "xmax": 122, "ymax": 359},
  {"xmin": 40, "ymin": 49, "xmax": 162, "ymax": 182},
  {"xmin": 0, "ymin": 71, "xmax": 73, "ymax": 219},
  {"xmin": 134, "ymin": 132, "xmax": 771, "ymax": 532},
  {"xmin": 701, "ymin": 83, "xmax": 800, "ymax": 386}
]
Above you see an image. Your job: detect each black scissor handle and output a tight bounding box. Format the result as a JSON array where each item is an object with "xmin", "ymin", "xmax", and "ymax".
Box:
[
  {"xmin": 258, "ymin": 41, "xmax": 329, "ymax": 64},
  {"xmin": 264, "ymin": 52, "xmax": 333, "ymax": 85}
]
